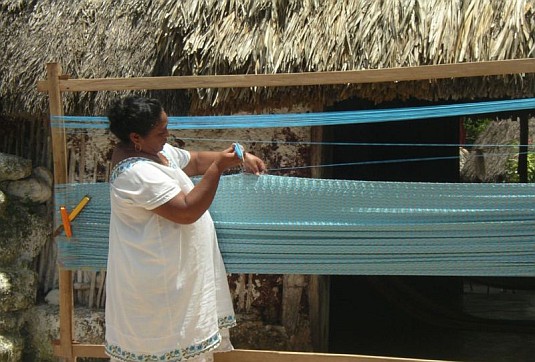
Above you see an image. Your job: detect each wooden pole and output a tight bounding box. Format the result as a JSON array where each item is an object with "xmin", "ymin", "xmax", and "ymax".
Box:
[
  {"xmin": 52, "ymin": 345, "xmax": 444, "ymax": 362},
  {"xmin": 36, "ymin": 58, "xmax": 535, "ymax": 93},
  {"xmin": 47, "ymin": 63, "xmax": 67, "ymax": 183},
  {"xmin": 47, "ymin": 62, "xmax": 75, "ymax": 361},
  {"xmin": 214, "ymin": 349, "xmax": 444, "ymax": 362},
  {"xmin": 518, "ymin": 112, "xmax": 529, "ymax": 183},
  {"xmin": 309, "ymin": 125, "xmax": 330, "ymax": 351}
]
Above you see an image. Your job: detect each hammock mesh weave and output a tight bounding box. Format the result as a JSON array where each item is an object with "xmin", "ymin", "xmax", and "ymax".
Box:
[{"xmin": 55, "ymin": 174, "xmax": 535, "ymax": 276}]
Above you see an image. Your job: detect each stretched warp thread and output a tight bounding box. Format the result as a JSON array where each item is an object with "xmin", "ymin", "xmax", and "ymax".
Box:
[
  {"xmin": 51, "ymin": 97, "xmax": 535, "ymax": 130},
  {"xmin": 55, "ymin": 174, "xmax": 535, "ymax": 276}
]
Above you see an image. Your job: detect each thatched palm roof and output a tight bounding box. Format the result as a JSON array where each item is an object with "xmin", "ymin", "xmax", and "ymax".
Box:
[{"xmin": 1, "ymin": 0, "xmax": 535, "ymax": 115}]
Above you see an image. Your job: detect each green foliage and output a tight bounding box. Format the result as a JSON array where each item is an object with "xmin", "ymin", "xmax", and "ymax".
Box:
[
  {"xmin": 505, "ymin": 144, "xmax": 535, "ymax": 182},
  {"xmin": 463, "ymin": 118, "xmax": 492, "ymax": 144}
]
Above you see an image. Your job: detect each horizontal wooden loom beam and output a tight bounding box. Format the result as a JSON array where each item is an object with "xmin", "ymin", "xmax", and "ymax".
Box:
[
  {"xmin": 52, "ymin": 343, "xmax": 443, "ymax": 362},
  {"xmin": 37, "ymin": 58, "xmax": 535, "ymax": 93}
]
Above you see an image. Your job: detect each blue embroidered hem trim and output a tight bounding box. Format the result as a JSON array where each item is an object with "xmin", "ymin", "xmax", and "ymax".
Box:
[
  {"xmin": 219, "ymin": 315, "xmax": 237, "ymax": 329},
  {"xmin": 105, "ymin": 315, "xmax": 236, "ymax": 361}
]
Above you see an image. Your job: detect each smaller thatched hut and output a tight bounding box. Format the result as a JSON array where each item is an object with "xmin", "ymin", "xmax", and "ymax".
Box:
[{"xmin": 462, "ymin": 119, "xmax": 535, "ymax": 182}]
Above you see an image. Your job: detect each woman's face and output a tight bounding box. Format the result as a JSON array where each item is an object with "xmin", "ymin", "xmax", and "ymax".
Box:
[{"xmin": 135, "ymin": 111, "xmax": 170, "ymax": 154}]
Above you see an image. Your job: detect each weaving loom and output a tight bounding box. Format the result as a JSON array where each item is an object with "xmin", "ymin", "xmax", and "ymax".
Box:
[
  {"xmin": 38, "ymin": 61, "xmax": 535, "ymax": 361},
  {"xmin": 53, "ymin": 95, "xmax": 535, "ymax": 276}
]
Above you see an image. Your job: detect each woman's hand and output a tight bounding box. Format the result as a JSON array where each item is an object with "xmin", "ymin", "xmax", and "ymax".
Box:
[
  {"xmin": 185, "ymin": 146, "xmax": 241, "ymax": 176},
  {"xmin": 213, "ymin": 145, "xmax": 246, "ymax": 172},
  {"xmin": 242, "ymin": 152, "xmax": 267, "ymax": 175},
  {"xmin": 184, "ymin": 144, "xmax": 266, "ymax": 177}
]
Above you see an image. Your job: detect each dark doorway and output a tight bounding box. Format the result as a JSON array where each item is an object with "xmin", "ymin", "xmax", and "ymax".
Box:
[
  {"xmin": 325, "ymin": 98, "xmax": 464, "ymax": 360},
  {"xmin": 325, "ymin": 98, "xmax": 460, "ymax": 182}
]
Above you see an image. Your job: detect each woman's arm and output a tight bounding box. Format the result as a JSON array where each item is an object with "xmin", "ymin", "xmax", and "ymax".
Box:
[
  {"xmin": 182, "ymin": 150, "xmax": 221, "ymax": 176},
  {"xmin": 154, "ymin": 145, "xmax": 266, "ymax": 224},
  {"xmin": 152, "ymin": 146, "xmax": 239, "ymax": 224},
  {"xmin": 184, "ymin": 146, "xmax": 267, "ymax": 176}
]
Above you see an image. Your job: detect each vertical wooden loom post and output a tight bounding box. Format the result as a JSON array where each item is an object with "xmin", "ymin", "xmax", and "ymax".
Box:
[
  {"xmin": 308, "ymin": 125, "xmax": 330, "ymax": 352},
  {"xmin": 518, "ymin": 111, "xmax": 529, "ymax": 183},
  {"xmin": 46, "ymin": 62, "xmax": 75, "ymax": 361}
]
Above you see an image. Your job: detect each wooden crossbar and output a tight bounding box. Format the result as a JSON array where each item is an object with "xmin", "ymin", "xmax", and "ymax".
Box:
[
  {"xmin": 52, "ymin": 343, "xmax": 443, "ymax": 362},
  {"xmin": 216, "ymin": 350, "xmax": 444, "ymax": 362},
  {"xmin": 37, "ymin": 58, "xmax": 535, "ymax": 93}
]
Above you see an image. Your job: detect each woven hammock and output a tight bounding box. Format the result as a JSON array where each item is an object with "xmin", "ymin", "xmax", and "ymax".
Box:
[{"xmin": 55, "ymin": 174, "xmax": 535, "ymax": 276}]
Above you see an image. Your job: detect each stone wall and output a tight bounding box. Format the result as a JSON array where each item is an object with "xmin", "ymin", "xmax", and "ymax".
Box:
[
  {"xmin": 0, "ymin": 153, "xmax": 116, "ymax": 361},
  {"xmin": 0, "ymin": 152, "xmax": 52, "ymax": 361}
]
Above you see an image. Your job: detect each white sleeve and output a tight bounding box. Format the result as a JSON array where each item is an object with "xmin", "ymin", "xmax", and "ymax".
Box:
[
  {"xmin": 111, "ymin": 162, "xmax": 181, "ymax": 210},
  {"xmin": 163, "ymin": 144, "xmax": 191, "ymax": 169}
]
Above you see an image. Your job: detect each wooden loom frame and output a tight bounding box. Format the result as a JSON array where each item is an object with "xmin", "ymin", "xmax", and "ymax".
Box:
[{"xmin": 38, "ymin": 59, "xmax": 535, "ymax": 361}]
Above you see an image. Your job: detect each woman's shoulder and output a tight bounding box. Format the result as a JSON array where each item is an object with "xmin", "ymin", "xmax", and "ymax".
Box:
[
  {"xmin": 110, "ymin": 157, "xmax": 153, "ymax": 183},
  {"xmin": 161, "ymin": 143, "xmax": 191, "ymax": 168}
]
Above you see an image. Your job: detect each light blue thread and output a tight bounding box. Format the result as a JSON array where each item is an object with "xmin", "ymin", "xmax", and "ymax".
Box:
[
  {"xmin": 55, "ymin": 174, "xmax": 535, "ymax": 276},
  {"xmin": 233, "ymin": 142, "xmax": 244, "ymax": 160},
  {"xmin": 51, "ymin": 98, "xmax": 535, "ymax": 129}
]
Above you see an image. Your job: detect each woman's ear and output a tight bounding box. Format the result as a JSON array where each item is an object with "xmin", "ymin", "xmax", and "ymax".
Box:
[{"xmin": 129, "ymin": 132, "xmax": 141, "ymax": 145}]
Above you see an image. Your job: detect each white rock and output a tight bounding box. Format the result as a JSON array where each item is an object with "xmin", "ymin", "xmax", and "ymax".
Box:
[
  {"xmin": 0, "ymin": 190, "xmax": 5, "ymax": 215},
  {"xmin": 4, "ymin": 178, "xmax": 52, "ymax": 203},
  {"xmin": 33, "ymin": 167, "xmax": 53, "ymax": 188},
  {"xmin": 45, "ymin": 289, "xmax": 60, "ymax": 305},
  {"xmin": 0, "ymin": 153, "xmax": 32, "ymax": 181}
]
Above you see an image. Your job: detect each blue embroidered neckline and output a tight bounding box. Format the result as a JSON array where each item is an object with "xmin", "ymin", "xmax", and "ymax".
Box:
[
  {"xmin": 110, "ymin": 157, "xmax": 146, "ymax": 183},
  {"xmin": 110, "ymin": 151, "xmax": 178, "ymax": 183}
]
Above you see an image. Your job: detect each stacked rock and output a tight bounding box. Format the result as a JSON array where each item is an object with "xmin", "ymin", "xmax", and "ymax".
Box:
[{"xmin": 0, "ymin": 152, "xmax": 51, "ymax": 361}]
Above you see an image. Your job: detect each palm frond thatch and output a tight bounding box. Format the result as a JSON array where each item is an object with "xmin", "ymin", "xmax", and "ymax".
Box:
[{"xmin": 1, "ymin": 0, "xmax": 535, "ymax": 115}]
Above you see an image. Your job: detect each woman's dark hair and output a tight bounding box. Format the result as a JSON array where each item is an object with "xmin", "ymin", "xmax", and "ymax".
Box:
[{"xmin": 107, "ymin": 96, "xmax": 163, "ymax": 143}]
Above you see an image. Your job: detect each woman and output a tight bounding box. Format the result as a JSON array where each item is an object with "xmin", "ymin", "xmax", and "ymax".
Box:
[{"xmin": 105, "ymin": 96, "xmax": 266, "ymax": 362}]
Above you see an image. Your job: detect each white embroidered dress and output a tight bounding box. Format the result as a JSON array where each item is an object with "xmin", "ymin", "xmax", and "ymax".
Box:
[{"xmin": 105, "ymin": 144, "xmax": 235, "ymax": 362}]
